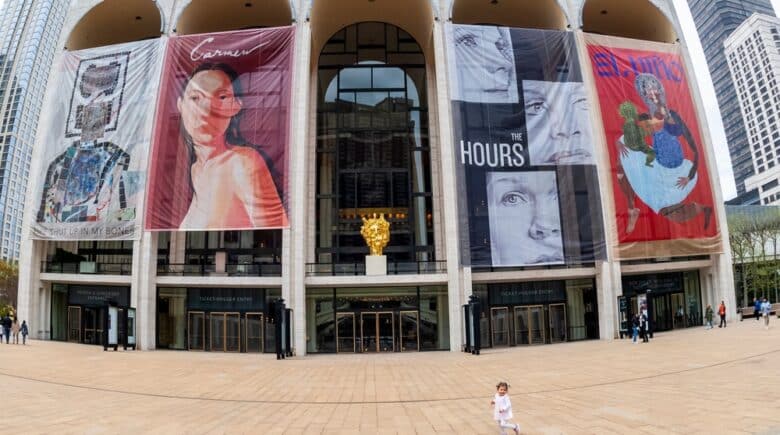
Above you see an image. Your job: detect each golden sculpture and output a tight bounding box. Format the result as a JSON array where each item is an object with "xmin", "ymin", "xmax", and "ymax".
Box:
[{"xmin": 360, "ymin": 213, "xmax": 390, "ymax": 256}]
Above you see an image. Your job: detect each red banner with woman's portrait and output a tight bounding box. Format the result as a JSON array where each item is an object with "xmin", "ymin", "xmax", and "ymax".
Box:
[
  {"xmin": 585, "ymin": 34, "xmax": 721, "ymax": 258},
  {"xmin": 145, "ymin": 26, "xmax": 293, "ymax": 231}
]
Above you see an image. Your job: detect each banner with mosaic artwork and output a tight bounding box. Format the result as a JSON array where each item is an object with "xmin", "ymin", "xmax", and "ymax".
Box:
[
  {"xmin": 145, "ymin": 27, "xmax": 293, "ymax": 231},
  {"xmin": 31, "ymin": 39, "xmax": 164, "ymax": 240},
  {"xmin": 446, "ymin": 24, "xmax": 606, "ymax": 267},
  {"xmin": 585, "ymin": 34, "xmax": 721, "ymax": 258}
]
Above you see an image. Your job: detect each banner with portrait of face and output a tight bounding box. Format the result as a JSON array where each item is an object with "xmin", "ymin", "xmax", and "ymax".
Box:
[
  {"xmin": 145, "ymin": 26, "xmax": 293, "ymax": 231},
  {"xmin": 585, "ymin": 34, "xmax": 721, "ymax": 258},
  {"xmin": 30, "ymin": 39, "xmax": 164, "ymax": 240},
  {"xmin": 446, "ymin": 25, "xmax": 606, "ymax": 267}
]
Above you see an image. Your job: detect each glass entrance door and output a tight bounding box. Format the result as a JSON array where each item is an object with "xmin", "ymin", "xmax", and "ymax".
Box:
[
  {"xmin": 68, "ymin": 306, "xmax": 81, "ymax": 343},
  {"xmin": 361, "ymin": 312, "xmax": 394, "ymax": 352},
  {"xmin": 188, "ymin": 311, "xmax": 205, "ymax": 350},
  {"xmin": 491, "ymin": 307, "xmax": 510, "ymax": 347},
  {"xmin": 529, "ymin": 305, "xmax": 545, "ymax": 345},
  {"xmin": 549, "ymin": 303, "xmax": 567, "ymax": 343},
  {"xmin": 399, "ymin": 311, "xmax": 419, "ymax": 351},
  {"xmin": 513, "ymin": 306, "xmax": 530, "ymax": 345},
  {"xmin": 336, "ymin": 313, "xmax": 356, "ymax": 353},
  {"xmin": 210, "ymin": 312, "xmax": 240, "ymax": 352},
  {"xmin": 83, "ymin": 307, "xmax": 104, "ymax": 345},
  {"xmin": 246, "ymin": 313, "xmax": 264, "ymax": 353}
]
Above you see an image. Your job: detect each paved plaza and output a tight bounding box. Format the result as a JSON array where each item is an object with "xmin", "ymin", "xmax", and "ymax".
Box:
[{"xmin": 1, "ymin": 320, "xmax": 779, "ymax": 434}]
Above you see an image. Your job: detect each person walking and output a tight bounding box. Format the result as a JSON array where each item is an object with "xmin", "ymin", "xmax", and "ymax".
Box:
[
  {"xmin": 705, "ymin": 304, "xmax": 714, "ymax": 329},
  {"xmin": 640, "ymin": 311, "xmax": 649, "ymax": 343},
  {"xmin": 20, "ymin": 320, "xmax": 28, "ymax": 345},
  {"xmin": 11, "ymin": 318, "xmax": 19, "ymax": 344},
  {"xmin": 491, "ymin": 382, "xmax": 520, "ymax": 435},
  {"xmin": 632, "ymin": 313, "xmax": 640, "ymax": 343},
  {"xmin": 754, "ymin": 297, "xmax": 761, "ymax": 321},
  {"xmin": 718, "ymin": 301, "xmax": 727, "ymax": 328},
  {"xmin": 2, "ymin": 314, "xmax": 10, "ymax": 343},
  {"xmin": 761, "ymin": 298, "xmax": 772, "ymax": 330}
]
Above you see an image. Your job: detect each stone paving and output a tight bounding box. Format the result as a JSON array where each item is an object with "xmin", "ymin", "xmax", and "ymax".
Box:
[{"xmin": 1, "ymin": 320, "xmax": 780, "ymax": 434}]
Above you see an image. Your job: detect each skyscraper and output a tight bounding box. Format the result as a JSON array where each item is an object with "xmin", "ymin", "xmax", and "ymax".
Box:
[
  {"xmin": 688, "ymin": 0, "xmax": 776, "ymax": 202},
  {"xmin": 0, "ymin": 0, "xmax": 68, "ymax": 260},
  {"xmin": 725, "ymin": 13, "xmax": 780, "ymax": 205}
]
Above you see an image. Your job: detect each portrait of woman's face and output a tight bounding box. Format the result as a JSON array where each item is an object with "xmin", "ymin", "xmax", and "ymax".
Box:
[
  {"xmin": 524, "ymin": 80, "xmax": 594, "ymax": 166},
  {"xmin": 486, "ymin": 171, "xmax": 564, "ymax": 266},
  {"xmin": 451, "ymin": 25, "xmax": 518, "ymax": 104},
  {"xmin": 177, "ymin": 69, "xmax": 242, "ymax": 145}
]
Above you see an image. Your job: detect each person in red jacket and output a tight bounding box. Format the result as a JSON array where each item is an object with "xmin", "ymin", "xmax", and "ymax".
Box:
[{"xmin": 718, "ymin": 301, "xmax": 727, "ymax": 328}]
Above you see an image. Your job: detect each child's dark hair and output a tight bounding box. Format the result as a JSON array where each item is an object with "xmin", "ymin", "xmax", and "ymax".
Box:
[{"xmin": 496, "ymin": 381, "xmax": 510, "ymax": 390}]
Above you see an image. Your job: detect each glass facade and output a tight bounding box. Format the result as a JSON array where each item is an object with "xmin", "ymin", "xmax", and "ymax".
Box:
[
  {"xmin": 0, "ymin": 0, "xmax": 67, "ymax": 260},
  {"xmin": 473, "ymin": 279, "xmax": 599, "ymax": 347},
  {"xmin": 316, "ymin": 22, "xmax": 434, "ymax": 264},
  {"xmin": 622, "ymin": 271, "xmax": 703, "ymax": 331},
  {"xmin": 305, "ymin": 286, "xmax": 449, "ymax": 353},
  {"xmin": 156, "ymin": 287, "xmax": 280, "ymax": 353}
]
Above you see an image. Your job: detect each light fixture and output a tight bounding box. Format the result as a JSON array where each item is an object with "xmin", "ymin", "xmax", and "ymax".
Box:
[{"xmin": 491, "ymin": 0, "xmax": 498, "ymax": 4}]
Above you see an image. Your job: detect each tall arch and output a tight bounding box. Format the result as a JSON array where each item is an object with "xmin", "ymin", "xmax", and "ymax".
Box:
[
  {"xmin": 450, "ymin": 0, "xmax": 569, "ymax": 30},
  {"xmin": 310, "ymin": 0, "xmax": 435, "ymax": 56},
  {"xmin": 580, "ymin": 0, "xmax": 677, "ymax": 43},
  {"xmin": 173, "ymin": 0, "xmax": 294, "ymax": 35},
  {"xmin": 314, "ymin": 22, "xmax": 434, "ymax": 264},
  {"xmin": 65, "ymin": 0, "xmax": 163, "ymax": 50}
]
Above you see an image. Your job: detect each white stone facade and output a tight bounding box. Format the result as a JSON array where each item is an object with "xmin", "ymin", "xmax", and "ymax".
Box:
[{"xmin": 15, "ymin": 0, "xmax": 735, "ymax": 355}]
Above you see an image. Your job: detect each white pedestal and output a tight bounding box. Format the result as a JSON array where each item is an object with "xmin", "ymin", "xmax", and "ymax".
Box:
[{"xmin": 365, "ymin": 255, "xmax": 387, "ymax": 275}]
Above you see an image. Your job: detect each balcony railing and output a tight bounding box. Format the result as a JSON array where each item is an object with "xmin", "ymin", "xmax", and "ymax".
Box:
[
  {"xmin": 157, "ymin": 263, "xmax": 282, "ymax": 277},
  {"xmin": 41, "ymin": 261, "xmax": 133, "ymax": 275},
  {"xmin": 306, "ymin": 260, "xmax": 446, "ymax": 276}
]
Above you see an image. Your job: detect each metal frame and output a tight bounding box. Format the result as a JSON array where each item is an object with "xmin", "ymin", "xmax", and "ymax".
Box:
[
  {"xmin": 67, "ymin": 306, "xmax": 81, "ymax": 343},
  {"xmin": 490, "ymin": 307, "xmax": 510, "ymax": 347},
  {"xmin": 548, "ymin": 303, "xmax": 567, "ymax": 343},
  {"xmin": 513, "ymin": 306, "xmax": 530, "ymax": 346},
  {"xmin": 245, "ymin": 312, "xmax": 264, "ymax": 353},
  {"xmin": 360, "ymin": 311, "xmax": 395, "ymax": 352},
  {"xmin": 336, "ymin": 312, "xmax": 356, "ymax": 353},
  {"xmin": 209, "ymin": 312, "xmax": 241, "ymax": 353},
  {"xmin": 528, "ymin": 305, "xmax": 546, "ymax": 345},
  {"xmin": 83, "ymin": 306, "xmax": 103, "ymax": 345},
  {"xmin": 188, "ymin": 311, "xmax": 205, "ymax": 351},
  {"xmin": 399, "ymin": 310, "xmax": 420, "ymax": 352}
]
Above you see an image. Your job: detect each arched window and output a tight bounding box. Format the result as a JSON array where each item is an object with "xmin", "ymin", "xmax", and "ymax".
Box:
[
  {"xmin": 66, "ymin": 0, "xmax": 162, "ymax": 50},
  {"xmin": 316, "ymin": 23, "xmax": 433, "ymax": 264},
  {"xmin": 582, "ymin": 0, "xmax": 677, "ymax": 43}
]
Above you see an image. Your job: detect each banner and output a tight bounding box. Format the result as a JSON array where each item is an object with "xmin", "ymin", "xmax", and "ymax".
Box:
[
  {"xmin": 447, "ymin": 25, "xmax": 606, "ymax": 267},
  {"xmin": 145, "ymin": 27, "xmax": 293, "ymax": 231},
  {"xmin": 585, "ymin": 34, "xmax": 720, "ymax": 258},
  {"xmin": 32, "ymin": 39, "xmax": 163, "ymax": 240}
]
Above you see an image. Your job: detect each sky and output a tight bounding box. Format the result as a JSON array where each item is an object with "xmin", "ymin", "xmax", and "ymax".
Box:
[{"xmin": 673, "ymin": 0, "xmax": 780, "ymax": 201}]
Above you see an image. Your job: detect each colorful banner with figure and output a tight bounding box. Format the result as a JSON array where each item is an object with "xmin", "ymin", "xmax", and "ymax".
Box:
[
  {"xmin": 145, "ymin": 27, "xmax": 293, "ymax": 231},
  {"xmin": 446, "ymin": 24, "xmax": 606, "ymax": 267},
  {"xmin": 585, "ymin": 34, "xmax": 721, "ymax": 258},
  {"xmin": 31, "ymin": 39, "xmax": 164, "ymax": 240}
]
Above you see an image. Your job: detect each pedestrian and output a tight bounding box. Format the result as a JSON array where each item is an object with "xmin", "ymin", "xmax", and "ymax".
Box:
[
  {"xmin": 761, "ymin": 297, "xmax": 772, "ymax": 330},
  {"xmin": 2, "ymin": 314, "xmax": 10, "ymax": 343},
  {"xmin": 491, "ymin": 381, "xmax": 520, "ymax": 435},
  {"xmin": 20, "ymin": 320, "xmax": 28, "ymax": 345},
  {"xmin": 11, "ymin": 317, "xmax": 19, "ymax": 344},
  {"xmin": 718, "ymin": 301, "xmax": 727, "ymax": 328},
  {"xmin": 631, "ymin": 313, "xmax": 640, "ymax": 343},
  {"xmin": 753, "ymin": 297, "xmax": 761, "ymax": 321},
  {"xmin": 705, "ymin": 304, "xmax": 714, "ymax": 329},
  {"xmin": 640, "ymin": 312, "xmax": 649, "ymax": 343}
]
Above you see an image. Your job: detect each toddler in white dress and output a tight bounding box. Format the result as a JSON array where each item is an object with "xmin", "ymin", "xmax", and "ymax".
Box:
[{"xmin": 491, "ymin": 381, "xmax": 520, "ymax": 435}]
